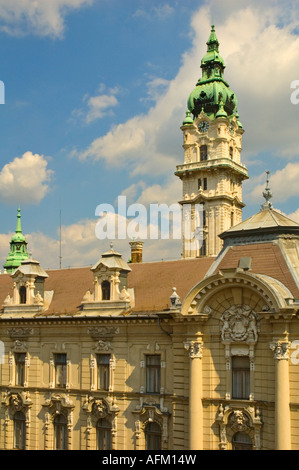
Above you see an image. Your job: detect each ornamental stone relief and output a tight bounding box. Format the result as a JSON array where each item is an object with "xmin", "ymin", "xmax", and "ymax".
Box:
[{"xmin": 220, "ymin": 305, "xmax": 259, "ymax": 344}]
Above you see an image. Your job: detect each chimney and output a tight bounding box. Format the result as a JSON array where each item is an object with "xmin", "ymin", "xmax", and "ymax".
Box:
[{"xmin": 129, "ymin": 241, "xmax": 144, "ymax": 263}]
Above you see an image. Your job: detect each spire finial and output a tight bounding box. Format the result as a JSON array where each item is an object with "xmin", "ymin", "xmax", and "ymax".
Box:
[
  {"xmin": 207, "ymin": 24, "xmax": 219, "ymax": 52},
  {"xmin": 16, "ymin": 207, "xmax": 22, "ymax": 234},
  {"xmin": 261, "ymin": 170, "xmax": 273, "ymax": 210}
]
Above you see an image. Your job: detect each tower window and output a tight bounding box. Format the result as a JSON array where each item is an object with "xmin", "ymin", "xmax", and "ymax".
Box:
[
  {"xmin": 231, "ymin": 212, "xmax": 234, "ymax": 226},
  {"xmin": 229, "ymin": 146, "xmax": 233, "ymax": 158},
  {"xmin": 19, "ymin": 286, "xmax": 26, "ymax": 304},
  {"xmin": 232, "ymin": 356, "xmax": 250, "ymax": 399},
  {"xmin": 198, "ymin": 178, "xmax": 202, "ymax": 190},
  {"xmin": 203, "ymin": 178, "xmax": 207, "ymax": 190},
  {"xmin": 200, "ymin": 145, "xmax": 208, "ymax": 161},
  {"xmin": 101, "ymin": 281, "xmax": 110, "ymax": 300},
  {"xmin": 200, "ymin": 239, "xmax": 206, "ymax": 256}
]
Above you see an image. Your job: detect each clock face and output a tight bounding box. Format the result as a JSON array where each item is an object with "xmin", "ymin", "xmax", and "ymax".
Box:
[{"xmin": 198, "ymin": 121, "xmax": 209, "ymax": 133}]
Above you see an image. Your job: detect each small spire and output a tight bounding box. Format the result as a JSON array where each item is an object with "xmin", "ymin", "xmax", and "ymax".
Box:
[
  {"xmin": 16, "ymin": 207, "xmax": 22, "ymax": 234},
  {"xmin": 261, "ymin": 170, "xmax": 273, "ymax": 210},
  {"xmin": 207, "ymin": 24, "xmax": 219, "ymax": 52}
]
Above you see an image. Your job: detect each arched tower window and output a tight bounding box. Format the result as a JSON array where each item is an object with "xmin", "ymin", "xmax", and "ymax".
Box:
[
  {"xmin": 19, "ymin": 286, "xmax": 26, "ymax": 304},
  {"xmin": 101, "ymin": 281, "xmax": 110, "ymax": 300}
]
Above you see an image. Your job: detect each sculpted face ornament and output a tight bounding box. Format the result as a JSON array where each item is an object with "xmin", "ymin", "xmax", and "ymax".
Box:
[{"xmin": 220, "ymin": 305, "xmax": 259, "ymax": 344}]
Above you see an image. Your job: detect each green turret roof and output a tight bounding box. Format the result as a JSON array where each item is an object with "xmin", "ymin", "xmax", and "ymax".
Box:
[
  {"xmin": 186, "ymin": 25, "xmax": 239, "ymax": 122},
  {"xmin": 3, "ymin": 208, "xmax": 29, "ymax": 274}
]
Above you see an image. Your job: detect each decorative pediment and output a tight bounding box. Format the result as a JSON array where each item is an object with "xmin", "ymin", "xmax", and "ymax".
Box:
[
  {"xmin": 82, "ymin": 395, "xmax": 119, "ymax": 417},
  {"xmin": 216, "ymin": 403, "xmax": 263, "ymax": 450},
  {"xmin": 2, "ymin": 390, "xmax": 33, "ymax": 411},
  {"xmin": 42, "ymin": 393, "xmax": 74, "ymax": 413}
]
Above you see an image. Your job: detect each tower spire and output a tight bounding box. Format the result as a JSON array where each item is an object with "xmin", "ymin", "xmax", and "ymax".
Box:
[
  {"xmin": 16, "ymin": 207, "xmax": 22, "ymax": 234},
  {"xmin": 261, "ymin": 171, "xmax": 273, "ymax": 210},
  {"xmin": 176, "ymin": 25, "xmax": 248, "ymax": 259},
  {"xmin": 206, "ymin": 24, "xmax": 219, "ymax": 52},
  {"xmin": 3, "ymin": 208, "xmax": 29, "ymax": 274}
]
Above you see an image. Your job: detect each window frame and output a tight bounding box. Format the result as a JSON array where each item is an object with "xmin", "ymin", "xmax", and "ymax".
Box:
[
  {"xmin": 145, "ymin": 355, "xmax": 161, "ymax": 394},
  {"xmin": 54, "ymin": 353, "xmax": 67, "ymax": 389},
  {"xmin": 97, "ymin": 354, "xmax": 111, "ymax": 391},
  {"xmin": 231, "ymin": 356, "xmax": 250, "ymax": 400},
  {"xmin": 14, "ymin": 411, "xmax": 26, "ymax": 450}
]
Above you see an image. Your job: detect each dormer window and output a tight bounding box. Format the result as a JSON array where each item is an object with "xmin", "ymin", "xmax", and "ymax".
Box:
[{"xmin": 101, "ymin": 281, "xmax": 110, "ymax": 300}]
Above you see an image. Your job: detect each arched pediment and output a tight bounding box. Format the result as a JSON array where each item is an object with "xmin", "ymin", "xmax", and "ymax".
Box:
[{"xmin": 181, "ymin": 268, "xmax": 293, "ymax": 317}]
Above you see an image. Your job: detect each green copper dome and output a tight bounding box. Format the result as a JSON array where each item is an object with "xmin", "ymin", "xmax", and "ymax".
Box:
[
  {"xmin": 3, "ymin": 208, "xmax": 29, "ymax": 273},
  {"xmin": 187, "ymin": 25, "xmax": 239, "ymax": 121}
]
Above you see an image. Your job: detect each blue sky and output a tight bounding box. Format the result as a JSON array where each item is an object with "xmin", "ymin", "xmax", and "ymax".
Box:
[{"xmin": 0, "ymin": 0, "xmax": 298, "ymax": 269}]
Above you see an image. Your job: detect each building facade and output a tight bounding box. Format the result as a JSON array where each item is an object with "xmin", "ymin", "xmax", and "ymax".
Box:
[{"xmin": 0, "ymin": 27, "xmax": 299, "ymax": 451}]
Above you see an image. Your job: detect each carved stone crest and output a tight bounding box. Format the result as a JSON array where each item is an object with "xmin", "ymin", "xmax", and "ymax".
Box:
[
  {"xmin": 228, "ymin": 410, "xmax": 250, "ymax": 432},
  {"xmin": 220, "ymin": 305, "xmax": 259, "ymax": 344},
  {"xmin": 92, "ymin": 399, "xmax": 108, "ymax": 419}
]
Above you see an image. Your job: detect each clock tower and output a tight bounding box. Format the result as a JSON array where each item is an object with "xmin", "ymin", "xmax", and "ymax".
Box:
[{"xmin": 175, "ymin": 25, "xmax": 248, "ymax": 258}]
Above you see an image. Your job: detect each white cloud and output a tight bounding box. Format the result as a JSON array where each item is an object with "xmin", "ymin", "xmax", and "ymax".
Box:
[
  {"xmin": 247, "ymin": 163, "xmax": 299, "ymax": 205},
  {"xmin": 0, "ymin": 151, "xmax": 53, "ymax": 204},
  {"xmin": 0, "ymin": 0, "xmax": 93, "ymax": 38},
  {"xmin": 6, "ymin": 211, "xmax": 182, "ymax": 270},
  {"xmin": 72, "ymin": 84, "xmax": 120, "ymax": 124},
  {"xmin": 134, "ymin": 4, "xmax": 174, "ymax": 21},
  {"xmin": 288, "ymin": 208, "xmax": 299, "ymax": 223},
  {"xmin": 76, "ymin": 0, "xmax": 299, "ymax": 206}
]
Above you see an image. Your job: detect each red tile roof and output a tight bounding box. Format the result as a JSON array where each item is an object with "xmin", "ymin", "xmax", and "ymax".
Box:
[{"xmin": 215, "ymin": 243, "xmax": 299, "ymax": 298}]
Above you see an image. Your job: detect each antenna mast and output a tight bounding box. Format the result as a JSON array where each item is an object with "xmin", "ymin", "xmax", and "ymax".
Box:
[{"xmin": 59, "ymin": 209, "xmax": 62, "ymax": 269}]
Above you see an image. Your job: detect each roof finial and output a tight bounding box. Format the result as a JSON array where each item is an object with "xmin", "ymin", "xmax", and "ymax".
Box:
[
  {"xmin": 207, "ymin": 24, "xmax": 219, "ymax": 52},
  {"xmin": 261, "ymin": 170, "xmax": 273, "ymax": 210}
]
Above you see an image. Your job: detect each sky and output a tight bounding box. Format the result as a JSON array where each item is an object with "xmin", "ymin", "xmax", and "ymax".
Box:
[{"xmin": 0, "ymin": 0, "xmax": 298, "ymax": 270}]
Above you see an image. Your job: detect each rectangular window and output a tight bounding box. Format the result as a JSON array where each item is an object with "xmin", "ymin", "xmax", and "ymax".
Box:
[
  {"xmin": 146, "ymin": 355, "xmax": 161, "ymax": 393},
  {"xmin": 203, "ymin": 178, "xmax": 207, "ymax": 190},
  {"xmin": 232, "ymin": 356, "xmax": 250, "ymax": 399},
  {"xmin": 200, "ymin": 145, "xmax": 208, "ymax": 161},
  {"xmin": 97, "ymin": 354, "xmax": 110, "ymax": 391},
  {"xmin": 54, "ymin": 353, "xmax": 67, "ymax": 388},
  {"xmin": 15, "ymin": 353, "xmax": 26, "ymax": 386}
]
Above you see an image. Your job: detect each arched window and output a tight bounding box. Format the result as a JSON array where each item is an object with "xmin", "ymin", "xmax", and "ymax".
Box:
[
  {"xmin": 101, "ymin": 281, "xmax": 110, "ymax": 300},
  {"xmin": 200, "ymin": 145, "xmax": 208, "ymax": 161},
  {"xmin": 14, "ymin": 411, "xmax": 26, "ymax": 450},
  {"xmin": 19, "ymin": 286, "xmax": 26, "ymax": 304},
  {"xmin": 97, "ymin": 418, "xmax": 112, "ymax": 450},
  {"xmin": 54, "ymin": 414, "xmax": 68, "ymax": 450},
  {"xmin": 145, "ymin": 422, "xmax": 161, "ymax": 450},
  {"xmin": 232, "ymin": 432, "xmax": 253, "ymax": 450}
]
